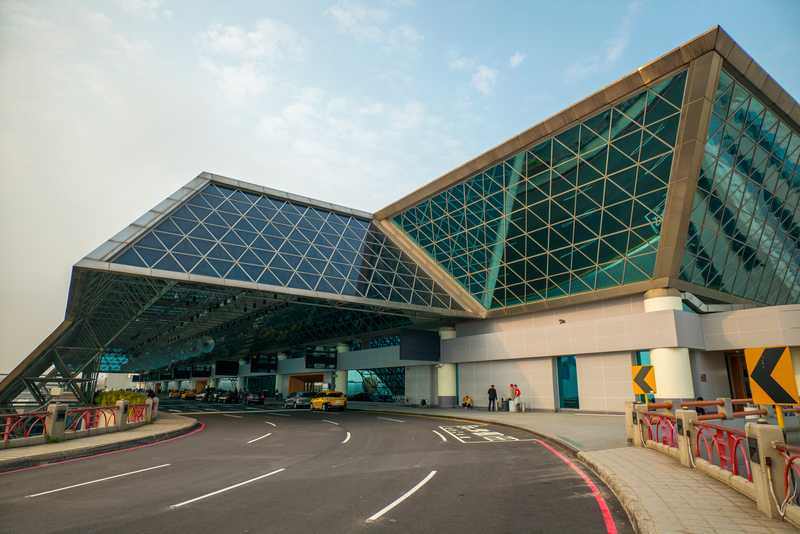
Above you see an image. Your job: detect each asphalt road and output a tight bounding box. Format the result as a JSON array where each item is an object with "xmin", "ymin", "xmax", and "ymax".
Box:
[{"xmin": 0, "ymin": 399, "xmax": 633, "ymax": 533}]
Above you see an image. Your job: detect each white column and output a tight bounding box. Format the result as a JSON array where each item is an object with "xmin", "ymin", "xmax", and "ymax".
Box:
[
  {"xmin": 334, "ymin": 343, "xmax": 349, "ymax": 392},
  {"xmin": 643, "ymin": 289, "xmax": 694, "ymax": 400},
  {"xmin": 437, "ymin": 364, "xmax": 457, "ymax": 408},
  {"xmin": 275, "ymin": 353, "xmax": 287, "ymax": 395},
  {"xmin": 438, "ymin": 326, "xmax": 456, "ymax": 340}
]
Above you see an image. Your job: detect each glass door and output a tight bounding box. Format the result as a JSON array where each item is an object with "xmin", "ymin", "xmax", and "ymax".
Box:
[{"xmin": 557, "ymin": 356, "xmax": 579, "ymax": 409}]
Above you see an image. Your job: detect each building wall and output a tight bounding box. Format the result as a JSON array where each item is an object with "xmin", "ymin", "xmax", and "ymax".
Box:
[
  {"xmin": 575, "ymin": 352, "xmax": 635, "ymax": 413},
  {"xmin": 701, "ymin": 305, "xmax": 800, "ymax": 350},
  {"xmin": 689, "ymin": 351, "xmax": 731, "ymax": 401},
  {"xmin": 456, "ymin": 358, "xmax": 556, "ymax": 411},
  {"xmin": 336, "ymin": 346, "xmax": 434, "ymax": 370},
  {"xmin": 405, "ymin": 365, "xmax": 436, "ymax": 405}
]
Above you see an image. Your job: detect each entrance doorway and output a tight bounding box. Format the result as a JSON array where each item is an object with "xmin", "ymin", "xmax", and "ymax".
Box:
[
  {"xmin": 727, "ymin": 352, "xmax": 751, "ymax": 410},
  {"xmin": 557, "ymin": 356, "xmax": 579, "ymax": 409},
  {"xmin": 287, "ymin": 373, "xmax": 325, "ymax": 395}
]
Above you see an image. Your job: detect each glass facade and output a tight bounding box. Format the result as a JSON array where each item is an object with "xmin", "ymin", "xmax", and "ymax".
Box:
[
  {"xmin": 557, "ymin": 355, "xmax": 579, "ymax": 409},
  {"xmin": 679, "ymin": 70, "xmax": 800, "ymax": 305},
  {"xmin": 347, "ymin": 368, "xmax": 405, "ymax": 401},
  {"xmin": 113, "ymin": 183, "xmax": 460, "ymax": 311},
  {"xmin": 393, "ymin": 71, "xmax": 687, "ymax": 309}
]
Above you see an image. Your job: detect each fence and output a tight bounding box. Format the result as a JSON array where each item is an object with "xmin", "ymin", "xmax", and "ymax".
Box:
[
  {"xmin": 626, "ymin": 398, "xmax": 800, "ymax": 528},
  {"xmin": 0, "ymin": 397, "xmax": 159, "ymax": 450}
]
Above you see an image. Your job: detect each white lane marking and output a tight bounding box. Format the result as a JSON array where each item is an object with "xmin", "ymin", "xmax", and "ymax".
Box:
[
  {"xmin": 367, "ymin": 471, "xmax": 437, "ymax": 522},
  {"xmin": 432, "ymin": 430, "xmax": 447, "ymax": 442},
  {"xmin": 223, "ymin": 414, "xmax": 242, "ymax": 418},
  {"xmin": 377, "ymin": 417, "xmax": 405, "ymax": 423},
  {"xmin": 342, "ymin": 432, "xmax": 351, "ymax": 444},
  {"xmin": 247, "ymin": 433, "xmax": 272, "ymax": 444},
  {"xmin": 27, "ymin": 464, "xmax": 170, "ymax": 498},
  {"xmin": 322, "ymin": 420, "xmax": 339, "ymax": 425},
  {"xmin": 170, "ymin": 468, "xmax": 286, "ymax": 508},
  {"xmin": 264, "ymin": 421, "xmax": 276, "ymax": 427},
  {"xmin": 267, "ymin": 413, "xmax": 290, "ymax": 417}
]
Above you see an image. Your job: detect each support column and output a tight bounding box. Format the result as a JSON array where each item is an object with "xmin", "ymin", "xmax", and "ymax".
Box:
[
  {"xmin": 334, "ymin": 343, "xmax": 349, "ymax": 393},
  {"xmin": 438, "ymin": 326, "xmax": 456, "ymax": 340},
  {"xmin": 275, "ymin": 353, "xmax": 287, "ymax": 395},
  {"xmin": 437, "ymin": 364, "xmax": 457, "ymax": 408},
  {"xmin": 208, "ymin": 378, "xmax": 219, "ymax": 388},
  {"xmin": 643, "ymin": 289, "xmax": 695, "ymax": 401}
]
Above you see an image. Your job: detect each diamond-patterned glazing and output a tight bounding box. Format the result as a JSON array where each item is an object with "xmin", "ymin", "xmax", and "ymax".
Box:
[
  {"xmin": 679, "ymin": 70, "xmax": 800, "ymax": 305},
  {"xmin": 112, "ymin": 183, "xmax": 460, "ymax": 310},
  {"xmin": 393, "ymin": 71, "xmax": 687, "ymax": 309}
]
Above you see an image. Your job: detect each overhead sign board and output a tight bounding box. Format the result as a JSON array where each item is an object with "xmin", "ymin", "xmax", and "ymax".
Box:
[
  {"xmin": 631, "ymin": 365, "xmax": 657, "ymax": 395},
  {"xmin": 744, "ymin": 346, "xmax": 799, "ymax": 405}
]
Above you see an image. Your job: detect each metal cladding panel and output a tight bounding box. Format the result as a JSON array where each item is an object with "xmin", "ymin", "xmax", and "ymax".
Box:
[{"xmin": 399, "ymin": 329, "xmax": 440, "ymax": 362}]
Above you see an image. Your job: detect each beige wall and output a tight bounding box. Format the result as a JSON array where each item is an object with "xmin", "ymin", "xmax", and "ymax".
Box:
[
  {"xmin": 576, "ymin": 352, "xmax": 635, "ymax": 413},
  {"xmin": 457, "ymin": 358, "xmax": 556, "ymax": 411},
  {"xmin": 690, "ymin": 351, "xmax": 732, "ymax": 400}
]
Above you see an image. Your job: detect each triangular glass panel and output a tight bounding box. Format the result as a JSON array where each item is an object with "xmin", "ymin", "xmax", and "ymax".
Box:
[
  {"xmin": 114, "ymin": 249, "xmax": 147, "ymax": 268},
  {"xmin": 148, "ymin": 253, "xmax": 184, "ymax": 274},
  {"xmin": 552, "ymin": 140, "xmax": 577, "ymax": 167},
  {"xmin": 603, "ymin": 179, "xmax": 631, "ymax": 207},
  {"xmin": 644, "ymin": 92, "xmax": 679, "ymax": 126},
  {"xmin": 226, "ymin": 264, "xmax": 251, "ymax": 282},
  {"xmin": 609, "ymin": 167, "xmax": 638, "ymax": 197},
  {"xmin": 639, "ymin": 132, "xmax": 672, "ymax": 162},
  {"xmin": 647, "ymin": 114, "xmax": 681, "ymax": 148},
  {"xmin": 583, "ymin": 110, "xmax": 612, "ymax": 141},
  {"xmin": 577, "ymin": 159, "xmax": 603, "ymax": 186},
  {"xmin": 191, "ymin": 259, "xmax": 218, "ymax": 278},
  {"xmin": 556, "ymin": 126, "xmax": 580, "ymax": 155},
  {"xmin": 611, "ymin": 130, "xmax": 644, "ymax": 163},
  {"xmin": 615, "ymin": 91, "xmax": 647, "ymax": 126},
  {"xmin": 208, "ymin": 259, "xmax": 234, "ymax": 278},
  {"xmin": 134, "ymin": 247, "xmax": 166, "ymax": 267},
  {"xmin": 652, "ymin": 70, "xmax": 686, "ymax": 108}
]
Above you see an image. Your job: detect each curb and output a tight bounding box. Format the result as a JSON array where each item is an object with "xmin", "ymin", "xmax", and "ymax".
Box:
[
  {"xmin": 345, "ymin": 406, "xmax": 650, "ymax": 534},
  {"xmin": 0, "ymin": 418, "xmax": 200, "ymax": 473}
]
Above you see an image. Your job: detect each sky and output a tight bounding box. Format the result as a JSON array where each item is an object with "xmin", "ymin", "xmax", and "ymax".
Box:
[{"xmin": 1, "ymin": 0, "xmax": 799, "ymax": 374}]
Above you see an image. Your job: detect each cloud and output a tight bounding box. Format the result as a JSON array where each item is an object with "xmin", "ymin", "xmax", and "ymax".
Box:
[
  {"xmin": 199, "ymin": 18, "xmax": 305, "ymax": 61},
  {"xmin": 509, "ymin": 51, "xmax": 525, "ymax": 68},
  {"xmin": 470, "ymin": 65, "xmax": 498, "ymax": 95},
  {"xmin": 563, "ymin": 0, "xmax": 645, "ymax": 83},
  {"xmin": 118, "ymin": 0, "xmax": 170, "ymax": 21},
  {"xmin": 197, "ymin": 18, "xmax": 305, "ymax": 105},
  {"xmin": 389, "ymin": 24, "xmax": 423, "ymax": 53},
  {"xmin": 325, "ymin": 2, "xmax": 389, "ymax": 43}
]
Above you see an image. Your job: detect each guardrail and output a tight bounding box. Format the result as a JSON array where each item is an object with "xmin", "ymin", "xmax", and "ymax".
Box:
[
  {"xmin": 625, "ymin": 398, "xmax": 800, "ymax": 528},
  {"xmin": 0, "ymin": 397, "xmax": 159, "ymax": 450},
  {"xmin": 64, "ymin": 406, "xmax": 118, "ymax": 432},
  {"xmin": 0, "ymin": 411, "xmax": 49, "ymax": 441}
]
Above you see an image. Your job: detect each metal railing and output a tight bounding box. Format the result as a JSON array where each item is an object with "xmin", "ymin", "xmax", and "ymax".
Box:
[
  {"xmin": 127, "ymin": 404, "xmax": 147, "ymax": 423},
  {"xmin": 0, "ymin": 411, "xmax": 49, "ymax": 441},
  {"xmin": 641, "ymin": 402, "xmax": 679, "ymax": 448},
  {"xmin": 693, "ymin": 420, "xmax": 752, "ymax": 481},
  {"xmin": 64, "ymin": 406, "xmax": 117, "ymax": 432}
]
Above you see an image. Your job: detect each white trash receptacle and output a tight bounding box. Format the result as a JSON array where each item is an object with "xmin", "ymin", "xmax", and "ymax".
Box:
[{"xmin": 509, "ymin": 401, "xmax": 517, "ymax": 412}]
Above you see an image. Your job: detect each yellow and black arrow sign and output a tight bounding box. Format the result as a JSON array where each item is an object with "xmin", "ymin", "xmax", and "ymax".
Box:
[
  {"xmin": 631, "ymin": 365, "xmax": 656, "ymax": 395},
  {"xmin": 745, "ymin": 346, "xmax": 799, "ymax": 405}
]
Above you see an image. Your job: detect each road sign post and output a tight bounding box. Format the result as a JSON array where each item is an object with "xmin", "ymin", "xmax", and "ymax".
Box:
[
  {"xmin": 631, "ymin": 365, "xmax": 656, "ymax": 396},
  {"xmin": 744, "ymin": 346, "xmax": 799, "ymax": 429}
]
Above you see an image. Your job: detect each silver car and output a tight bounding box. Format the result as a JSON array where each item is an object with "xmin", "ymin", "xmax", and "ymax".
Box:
[{"xmin": 284, "ymin": 391, "xmax": 314, "ymax": 409}]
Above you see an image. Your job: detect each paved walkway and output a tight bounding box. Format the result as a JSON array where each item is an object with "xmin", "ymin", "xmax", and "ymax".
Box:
[{"xmin": 1, "ymin": 403, "xmax": 796, "ymax": 533}]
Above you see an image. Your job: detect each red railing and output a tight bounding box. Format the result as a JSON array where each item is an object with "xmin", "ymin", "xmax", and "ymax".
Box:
[
  {"xmin": 773, "ymin": 442, "xmax": 800, "ymax": 504},
  {"xmin": 0, "ymin": 411, "xmax": 49, "ymax": 441},
  {"xmin": 64, "ymin": 406, "xmax": 117, "ymax": 432},
  {"xmin": 127, "ymin": 404, "xmax": 147, "ymax": 423},
  {"xmin": 693, "ymin": 420, "xmax": 752, "ymax": 482},
  {"xmin": 642, "ymin": 411, "xmax": 679, "ymax": 448}
]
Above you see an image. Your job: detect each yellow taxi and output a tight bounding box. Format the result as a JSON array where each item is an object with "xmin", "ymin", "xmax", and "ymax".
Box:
[
  {"xmin": 310, "ymin": 391, "xmax": 347, "ymax": 412},
  {"xmin": 168, "ymin": 390, "xmax": 181, "ymax": 399},
  {"xmin": 181, "ymin": 390, "xmax": 196, "ymax": 400}
]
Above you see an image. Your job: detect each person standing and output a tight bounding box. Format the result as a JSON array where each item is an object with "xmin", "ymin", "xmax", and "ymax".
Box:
[
  {"xmin": 514, "ymin": 384, "xmax": 521, "ymax": 412},
  {"xmin": 487, "ymin": 385, "xmax": 497, "ymax": 411}
]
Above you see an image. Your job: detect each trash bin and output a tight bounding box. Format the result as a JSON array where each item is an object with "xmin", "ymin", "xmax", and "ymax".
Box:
[
  {"xmin": 509, "ymin": 399, "xmax": 516, "ymax": 412},
  {"xmin": 502, "ymin": 399, "xmax": 509, "ymax": 411}
]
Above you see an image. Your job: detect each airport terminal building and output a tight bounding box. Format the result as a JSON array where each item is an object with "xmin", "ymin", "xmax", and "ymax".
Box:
[{"xmin": 2, "ymin": 27, "xmax": 799, "ymax": 413}]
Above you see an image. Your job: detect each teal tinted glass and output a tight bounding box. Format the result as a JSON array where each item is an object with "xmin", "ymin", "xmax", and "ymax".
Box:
[
  {"xmin": 393, "ymin": 71, "xmax": 687, "ymax": 309},
  {"xmin": 113, "ymin": 183, "xmax": 461, "ymax": 311},
  {"xmin": 679, "ymin": 70, "xmax": 800, "ymax": 305}
]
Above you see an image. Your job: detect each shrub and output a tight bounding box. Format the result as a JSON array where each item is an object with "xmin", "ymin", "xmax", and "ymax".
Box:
[{"xmin": 93, "ymin": 390, "xmax": 146, "ymax": 407}]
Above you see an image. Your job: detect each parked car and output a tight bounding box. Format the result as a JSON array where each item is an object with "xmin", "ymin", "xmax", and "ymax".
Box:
[
  {"xmin": 211, "ymin": 390, "xmax": 227, "ymax": 402},
  {"xmin": 182, "ymin": 391, "xmax": 196, "ymax": 400},
  {"xmin": 195, "ymin": 390, "xmax": 209, "ymax": 401},
  {"xmin": 243, "ymin": 391, "xmax": 263, "ymax": 405},
  {"xmin": 310, "ymin": 391, "xmax": 346, "ymax": 411},
  {"xmin": 217, "ymin": 391, "xmax": 239, "ymax": 403},
  {"xmin": 168, "ymin": 390, "xmax": 181, "ymax": 399},
  {"xmin": 284, "ymin": 391, "xmax": 314, "ymax": 409}
]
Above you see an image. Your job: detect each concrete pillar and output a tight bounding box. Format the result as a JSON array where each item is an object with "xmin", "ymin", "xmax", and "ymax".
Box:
[
  {"xmin": 438, "ymin": 326, "xmax": 456, "ymax": 340},
  {"xmin": 208, "ymin": 378, "xmax": 218, "ymax": 388},
  {"xmin": 116, "ymin": 400, "xmax": 130, "ymax": 431},
  {"xmin": 437, "ymin": 364, "xmax": 457, "ymax": 408},
  {"xmin": 643, "ymin": 289, "xmax": 694, "ymax": 401},
  {"xmin": 174, "ymin": 380, "xmax": 182, "ymax": 391},
  {"xmin": 746, "ymin": 422, "xmax": 785, "ymax": 519},
  {"xmin": 151, "ymin": 397, "xmax": 159, "ymax": 420},
  {"xmin": 275, "ymin": 353, "xmax": 288, "ymax": 395},
  {"xmin": 642, "ymin": 288, "xmax": 683, "ymax": 312},
  {"xmin": 145, "ymin": 398, "xmax": 154, "ymax": 423},
  {"xmin": 45, "ymin": 403, "xmax": 68, "ymax": 441},
  {"xmin": 650, "ymin": 347, "xmax": 694, "ymax": 400},
  {"xmin": 675, "ymin": 409, "xmax": 696, "ymax": 468}
]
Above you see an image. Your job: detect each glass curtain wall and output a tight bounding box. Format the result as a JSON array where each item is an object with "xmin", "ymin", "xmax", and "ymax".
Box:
[
  {"xmin": 393, "ymin": 71, "xmax": 687, "ymax": 309},
  {"xmin": 679, "ymin": 70, "xmax": 800, "ymax": 305}
]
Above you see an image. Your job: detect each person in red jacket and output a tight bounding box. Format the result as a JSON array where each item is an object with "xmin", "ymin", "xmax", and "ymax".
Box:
[{"xmin": 514, "ymin": 384, "xmax": 521, "ymax": 412}]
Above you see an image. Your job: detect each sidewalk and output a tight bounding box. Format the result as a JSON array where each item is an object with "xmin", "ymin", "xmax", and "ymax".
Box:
[
  {"xmin": 0, "ymin": 412, "xmax": 198, "ymax": 473},
  {"xmin": 0, "ymin": 404, "xmax": 795, "ymax": 533},
  {"xmin": 342, "ymin": 403, "xmax": 797, "ymax": 534}
]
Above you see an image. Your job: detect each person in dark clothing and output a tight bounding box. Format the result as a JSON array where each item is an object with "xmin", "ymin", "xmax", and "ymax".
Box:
[
  {"xmin": 488, "ymin": 385, "xmax": 498, "ymax": 411},
  {"xmin": 695, "ymin": 396, "xmax": 706, "ymax": 416}
]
